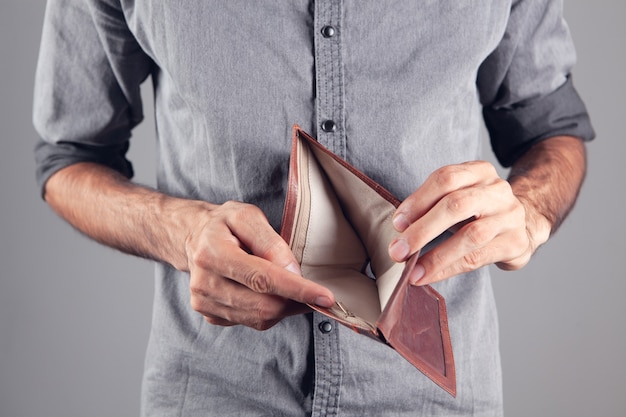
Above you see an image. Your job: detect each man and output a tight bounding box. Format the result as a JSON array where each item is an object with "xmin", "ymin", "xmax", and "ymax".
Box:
[{"xmin": 33, "ymin": 0, "xmax": 593, "ymax": 415}]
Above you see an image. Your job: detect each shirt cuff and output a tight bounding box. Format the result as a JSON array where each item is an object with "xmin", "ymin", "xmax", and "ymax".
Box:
[
  {"xmin": 483, "ymin": 76, "xmax": 595, "ymax": 167},
  {"xmin": 34, "ymin": 140, "xmax": 134, "ymax": 198}
]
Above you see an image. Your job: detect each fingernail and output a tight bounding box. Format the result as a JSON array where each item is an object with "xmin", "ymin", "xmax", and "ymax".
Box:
[
  {"xmin": 409, "ymin": 263, "xmax": 426, "ymax": 285},
  {"xmin": 315, "ymin": 296, "xmax": 333, "ymax": 308},
  {"xmin": 393, "ymin": 213, "xmax": 410, "ymax": 232},
  {"xmin": 285, "ymin": 262, "xmax": 302, "ymax": 276},
  {"xmin": 389, "ymin": 238, "xmax": 410, "ymax": 261}
]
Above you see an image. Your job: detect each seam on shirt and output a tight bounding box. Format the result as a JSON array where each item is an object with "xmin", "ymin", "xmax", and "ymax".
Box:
[{"xmin": 176, "ymin": 356, "xmax": 192, "ymax": 417}]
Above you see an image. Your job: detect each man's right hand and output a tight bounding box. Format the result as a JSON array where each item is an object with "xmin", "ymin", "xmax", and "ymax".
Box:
[
  {"xmin": 45, "ymin": 163, "xmax": 335, "ymax": 330},
  {"xmin": 183, "ymin": 201, "xmax": 335, "ymax": 330}
]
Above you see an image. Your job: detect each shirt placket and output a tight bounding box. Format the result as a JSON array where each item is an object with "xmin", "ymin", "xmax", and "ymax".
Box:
[
  {"xmin": 314, "ymin": 0, "xmax": 346, "ymax": 158},
  {"xmin": 311, "ymin": 1, "xmax": 345, "ymax": 416}
]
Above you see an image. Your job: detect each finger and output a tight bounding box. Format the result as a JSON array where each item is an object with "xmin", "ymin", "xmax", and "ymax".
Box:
[
  {"xmin": 202, "ymin": 315, "xmax": 237, "ymax": 327},
  {"xmin": 389, "ymin": 185, "xmax": 488, "ymax": 262},
  {"xmin": 191, "ymin": 201, "xmax": 334, "ymax": 305},
  {"xmin": 389, "ymin": 177, "xmax": 514, "ymax": 263},
  {"xmin": 191, "ymin": 271, "xmax": 313, "ymax": 329},
  {"xmin": 201, "ymin": 297, "xmax": 309, "ymax": 330},
  {"xmin": 393, "ymin": 161, "xmax": 498, "ymax": 232},
  {"xmin": 215, "ymin": 203, "xmax": 333, "ymax": 306},
  {"xmin": 226, "ymin": 251, "xmax": 335, "ymax": 308},
  {"xmin": 224, "ymin": 203, "xmax": 301, "ymax": 273},
  {"xmin": 410, "ymin": 215, "xmax": 528, "ymax": 285},
  {"xmin": 412, "ymin": 218, "xmax": 502, "ymax": 284},
  {"xmin": 192, "ymin": 226, "xmax": 333, "ymax": 309}
]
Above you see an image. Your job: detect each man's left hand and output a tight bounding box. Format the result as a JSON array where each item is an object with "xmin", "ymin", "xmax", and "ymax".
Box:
[{"xmin": 387, "ymin": 160, "xmax": 551, "ymax": 285}]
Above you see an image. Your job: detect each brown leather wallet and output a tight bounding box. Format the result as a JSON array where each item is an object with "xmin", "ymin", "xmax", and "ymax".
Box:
[{"xmin": 280, "ymin": 125, "xmax": 456, "ymax": 397}]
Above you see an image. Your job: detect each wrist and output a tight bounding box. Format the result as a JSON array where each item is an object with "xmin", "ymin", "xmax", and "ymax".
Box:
[
  {"xmin": 149, "ymin": 194, "xmax": 217, "ymax": 271},
  {"xmin": 507, "ymin": 136, "xmax": 587, "ymax": 248},
  {"xmin": 517, "ymin": 194, "xmax": 552, "ymax": 253},
  {"xmin": 508, "ymin": 168, "xmax": 553, "ymax": 254}
]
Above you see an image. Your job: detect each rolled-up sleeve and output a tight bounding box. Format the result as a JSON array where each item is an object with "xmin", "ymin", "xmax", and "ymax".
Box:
[
  {"xmin": 477, "ymin": 0, "xmax": 595, "ymax": 167},
  {"xmin": 32, "ymin": 0, "xmax": 153, "ymax": 194}
]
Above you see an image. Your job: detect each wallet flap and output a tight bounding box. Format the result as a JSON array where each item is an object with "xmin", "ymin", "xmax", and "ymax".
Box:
[{"xmin": 377, "ymin": 255, "xmax": 457, "ymax": 397}]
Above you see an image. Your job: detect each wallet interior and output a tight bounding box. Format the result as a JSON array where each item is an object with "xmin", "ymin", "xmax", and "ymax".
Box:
[
  {"xmin": 282, "ymin": 127, "xmax": 456, "ymax": 397},
  {"xmin": 288, "ymin": 132, "xmax": 406, "ymax": 331}
]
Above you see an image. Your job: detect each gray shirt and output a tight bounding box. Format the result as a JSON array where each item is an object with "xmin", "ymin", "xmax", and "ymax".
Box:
[{"xmin": 33, "ymin": 1, "xmax": 594, "ymax": 416}]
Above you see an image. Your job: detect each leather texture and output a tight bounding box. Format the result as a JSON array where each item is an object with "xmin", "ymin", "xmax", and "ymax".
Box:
[{"xmin": 280, "ymin": 126, "xmax": 456, "ymax": 397}]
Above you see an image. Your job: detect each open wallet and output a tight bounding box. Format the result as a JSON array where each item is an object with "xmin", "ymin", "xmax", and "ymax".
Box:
[{"xmin": 280, "ymin": 125, "xmax": 456, "ymax": 397}]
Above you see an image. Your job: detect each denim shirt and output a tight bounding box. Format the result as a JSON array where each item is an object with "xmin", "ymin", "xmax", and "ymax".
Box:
[{"xmin": 33, "ymin": 1, "xmax": 593, "ymax": 416}]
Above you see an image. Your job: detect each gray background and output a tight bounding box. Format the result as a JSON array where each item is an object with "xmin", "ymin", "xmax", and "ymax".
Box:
[{"xmin": 1, "ymin": 1, "xmax": 624, "ymax": 416}]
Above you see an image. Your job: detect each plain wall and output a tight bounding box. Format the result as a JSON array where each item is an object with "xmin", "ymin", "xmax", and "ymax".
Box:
[{"xmin": 1, "ymin": 1, "xmax": 624, "ymax": 416}]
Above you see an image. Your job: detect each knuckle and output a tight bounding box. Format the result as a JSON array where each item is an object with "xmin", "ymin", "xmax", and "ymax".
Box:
[
  {"xmin": 189, "ymin": 282, "xmax": 209, "ymax": 298},
  {"xmin": 251, "ymin": 320, "xmax": 277, "ymax": 331},
  {"xmin": 497, "ymin": 254, "xmax": 530, "ymax": 271},
  {"xmin": 492, "ymin": 177, "xmax": 512, "ymax": 196},
  {"xmin": 203, "ymin": 316, "xmax": 236, "ymax": 327},
  {"xmin": 189, "ymin": 247, "xmax": 211, "ymax": 270},
  {"xmin": 491, "ymin": 177, "xmax": 515, "ymax": 200},
  {"xmin": 243, "ymin": 268, "xmax": 274, "ymax": 294},
  {"xmin": 464, "ymin": 221, "xmax": 491, "ymax": 247},
  {"xmin": 186, "ymin": 229, "xmax": 223, "ymax": 270},
  {"xmin": 189, "ymin": 275, "xmax": 217, "ymax": 313},
  {"xmin": 444, "ymin": 193, "xmax": 470, "ymax": 216},
  {"xmin": 422, "ymin": 249, "xmax": 444, "ymax": 272},
  {"xmin": 252, "ymin": 302, "xmax": 280, "ymax": 330},
  {"xmin": 189, "ymin": 290, "xmax": 206, "ymax": 313},
  {"xmin": 221, "ymin": 200, "xmax": 241, "ymax": 211},
  {"xmin": 462, "ymin": 249, "xmax": 485, "ymax": 270},
  {"xmin": 432, "ymin": 166, "xmax": 460, "ymax": 189},
  {"xmin": 231, "ymin": 201, "xmax": 262, "ymax": 222},
  {"xmin": 475, "ymin": 160, "xmax": 497, "ymax": 176},
  {"xmin": 203, "ymin": 315, "xmax": 221, "ymax": 326},
  {"xmin": 465, "ymin": 160, "xmax": 498, "ymax": 179}
]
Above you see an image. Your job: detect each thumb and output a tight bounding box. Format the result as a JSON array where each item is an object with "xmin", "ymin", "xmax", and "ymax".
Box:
[{"xmin": 226, "ymin": 205, "xmax": 301, "ymax": 273}]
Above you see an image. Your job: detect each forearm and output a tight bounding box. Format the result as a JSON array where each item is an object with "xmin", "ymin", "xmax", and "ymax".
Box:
[
  {"xmin": 44, "ymin": 162, "xmax": 211, "ymax": 271},
  {"xmin": 507, "ymin": 135, "xmax": 587, "ymax": 250},
  {"xmin": 44, "ymin": 161, "xmax": 335, "ymax": 328}
]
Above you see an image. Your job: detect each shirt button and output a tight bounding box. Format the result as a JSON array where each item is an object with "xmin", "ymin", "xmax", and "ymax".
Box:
[
  {"xmin": 321, "ymin": 120, "xmax": 337, "ymax": 133},
  {"xmin": 319, "ymin": 321, "xmax": 333, "ymax": 333},
  {"xmin": 321, "ymin": 25, "xmax": 336, "ymax": 38}
]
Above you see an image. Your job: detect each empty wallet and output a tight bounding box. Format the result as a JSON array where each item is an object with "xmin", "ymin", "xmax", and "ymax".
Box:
[{"xmin": 280, "ymin": 125, "xmax": 456, "ymax": 397}]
